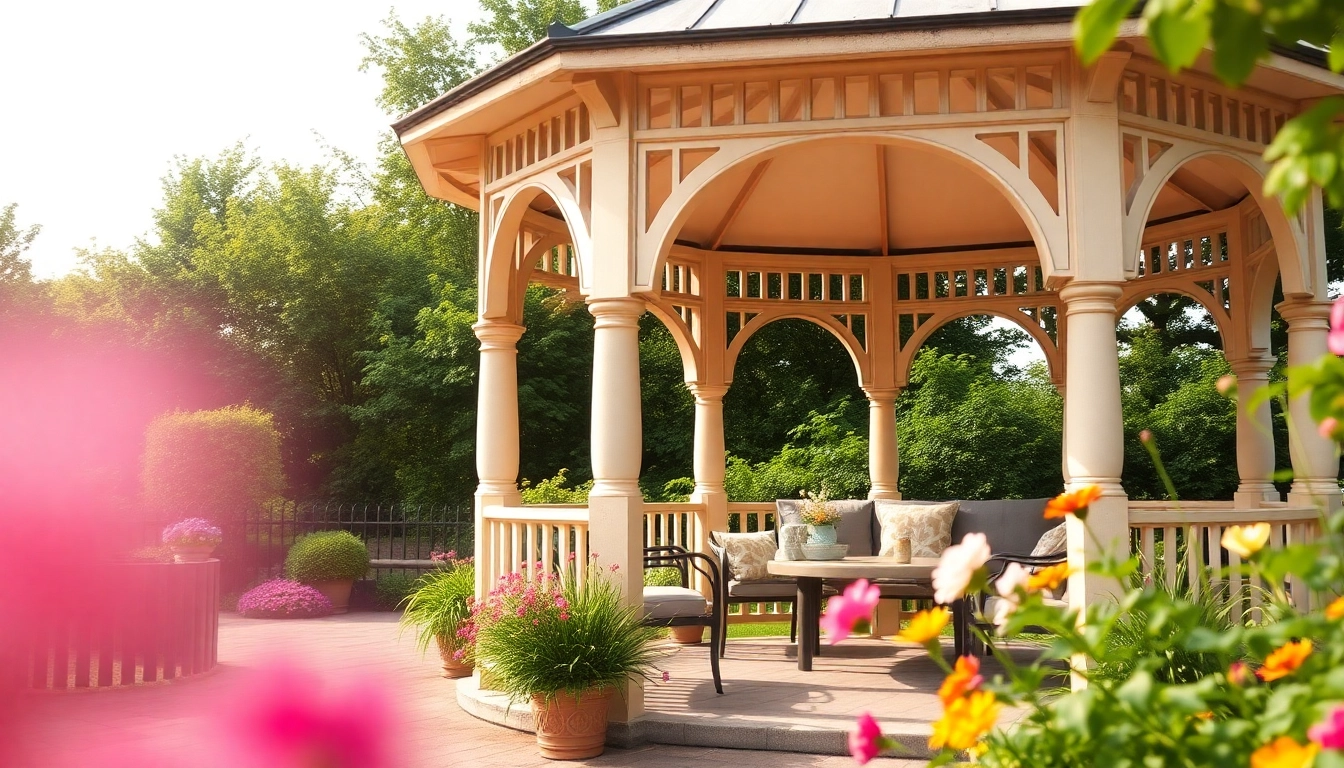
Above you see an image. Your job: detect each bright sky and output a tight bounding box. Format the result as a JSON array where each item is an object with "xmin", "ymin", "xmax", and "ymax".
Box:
[{"xmin": 0, "ymin": 0, "xmax": 487, "ymax": 279}]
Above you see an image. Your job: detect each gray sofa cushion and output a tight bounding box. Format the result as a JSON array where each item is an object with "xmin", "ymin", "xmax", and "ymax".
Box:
[
  {"xmin": 951, "ymin": 498, "xmax": 1056, "ymax": 555},
  {"xmin": 776, "ymin": 499, "xmax": 877, "ymax": 556},
  {"xmin": 643, "ymin": 585, "xmax": 707, "ymax": 619}
]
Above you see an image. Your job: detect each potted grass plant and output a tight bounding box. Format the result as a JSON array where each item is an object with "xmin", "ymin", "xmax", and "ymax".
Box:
[
  {"xmin": 400, "ymin": 551, "xmax": 476, "ymax": 678},
  {"xmin": 284, "ymin": 531, "xmax": 369, "ymax": 614},
  {"xmin": 472, "ymin": 557, "xmax": 662, "ymax": 760}
]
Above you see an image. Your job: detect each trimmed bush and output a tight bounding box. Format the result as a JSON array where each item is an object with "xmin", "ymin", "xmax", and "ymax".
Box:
[
  {"xmin": 284, "ymin": 531, "xmax": 370, "ymax": 582},
  {"xmin": 237, "ymin": 579, "xmax": 333, "ymax": 618},
  {"xmin": 141, "ymin": 406, "xmax": 285, "ymax": 518}
]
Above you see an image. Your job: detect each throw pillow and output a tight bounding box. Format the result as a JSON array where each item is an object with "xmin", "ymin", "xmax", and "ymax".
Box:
[
  {"xmin": 1031, "ymin": 523, "xmax": 1068, "ymax": 557},
  {"xmin": 874, "ymin": 500, "xmax": 959, "ymax": 559},
  {"xmin": 712, "ymin": 531, "xmax": 778, "ymax": 582}
]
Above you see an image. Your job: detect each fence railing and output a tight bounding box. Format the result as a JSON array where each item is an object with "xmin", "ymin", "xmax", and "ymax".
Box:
[
  {"xmin": 478, "ymin": 505, "xmax": 591, "ymax": 594},
  {"xmin": 1127, "ymin": 502, "xmax": 1322, "ymax": 618}
]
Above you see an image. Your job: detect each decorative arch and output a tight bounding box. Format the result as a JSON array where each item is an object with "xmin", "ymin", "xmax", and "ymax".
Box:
[
  {"xmin": 724, "ymin": 312, "xmax": 870, "ymax": 386},
  {"xmin": 1123, "ymin": 144, "xmax": 1311, "ymax": 298},
  {"xmin": 1115, "ymin": 288, "xmax": 1230, "ymax": 347},
  {"xmin": 895, "ymin": 309, "xmax": 1061, "ymax": 389},
  {"xmin": 636, "ymin": 128, "xmax": 1069, "ymax": 294},
  {"xmin": 482, "ymin": 177, "xmax": 591, "ymax": 322},
  {"xmin": 643, "ymin": 297, "xmax": 703, "ymax": 384}
]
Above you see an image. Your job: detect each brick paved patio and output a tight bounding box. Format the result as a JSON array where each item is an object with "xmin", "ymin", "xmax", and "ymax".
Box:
[{"xmin": 15, "ymin": 613, "xmax": 933, "ymax": 768}]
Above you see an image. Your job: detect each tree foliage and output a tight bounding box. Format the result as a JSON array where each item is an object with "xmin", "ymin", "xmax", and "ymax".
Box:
[{"xmin": 142, "ymin": 405, "xmax": 285, "ymax": 517}]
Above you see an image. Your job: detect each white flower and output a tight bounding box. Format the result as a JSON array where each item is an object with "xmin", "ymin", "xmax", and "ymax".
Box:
[
  {"xmin": 932, "ymin": 532, "xmax": 992, "ymax": 605},
  {"xmin": 992, "ymin": 562, "xmax": 1030, "ymax": 629}
]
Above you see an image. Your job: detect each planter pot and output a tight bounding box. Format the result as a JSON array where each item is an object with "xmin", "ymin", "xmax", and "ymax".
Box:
[
  {"xmin": 531, "ymin": 687, "xmax": 614, "ymax": 760},
  {"xmin": 807, "ymin": 524, "xmax": 838, "ymax": 545},
  {"xmin": 309, "ymin": 579, "xmax": 354, "ymax": 614},
  {"xmin": 434, "ymin": 634, "xmax": 473, "ymax": 679},
  {"xmin": 670, "ymin": 625, "xmax": 704, "ymax": 644},
  {"xmin": 169, "ymin": 544, "xmax": 216, "ymax": 563}
]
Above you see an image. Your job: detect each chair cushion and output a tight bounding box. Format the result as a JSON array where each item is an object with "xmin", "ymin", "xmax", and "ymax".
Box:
[
  {"xmin": 951, "ymin": 498, "xmax": 1055, "ymax": 555},
  {"xmin": 711, "ymin": 530, "xmax": 777, "ymax": 581},
  {"xmin": 643, "ymin": 586, "xmax": 708, "ymax": 620},
  {"xmin": 776, "ymin": 499, "xmax": 876, "ymax": 556},
  {"xmin": 874, "ymin": 500, "xmax": 959, "ymax": 558},
  {"xmin": 1031, "ymin": 523, "xmax": 1068, "ymax": 557}
]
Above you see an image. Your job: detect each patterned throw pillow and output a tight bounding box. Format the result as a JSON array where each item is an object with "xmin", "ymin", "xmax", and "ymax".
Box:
[
  {"xmin": 1031, "ymin": 523, "xmax": 1068, "ymax": 557},
  {"xmin": 874, "ymin": 500, "xmax": 959, "ymax": 559},
  {"xmin": 713, "ymin": 531, "xmax": 778, "ymax": 582}
]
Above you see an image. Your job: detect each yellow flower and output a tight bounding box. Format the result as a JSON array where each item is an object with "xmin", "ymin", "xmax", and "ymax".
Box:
[
  {"xmin": 938, "ymin": 655, "xmax": 983, "ymax": 706},
  {"xmin": 1044, "ymin": 485, "xmax": 1102, "ymax": 520},
  {"xmin": 1221, "ymin": 524, "xmax": 1272, "ymax": 558},
  {"xmin": 1257, "ymin": 639, "xmax": 1312, "ymax": 682},
  {"xmin": 1026, "ymin": 563, "xmax": 1073, "ymax": 593},
  {"xmin": 1250, "ymin": 736, "xmax": 1319, "ymax": 768},
  {"xmin": 1326, "ymin": 596, "xmax": 1344, "ymax": 621},
  {"xmin": 896, "ymin": 607, "xmax": 950, "ymax": 645},
  {"xmin": 929, "ymin": 690, "xmax": 1000, "ymax": 752}
]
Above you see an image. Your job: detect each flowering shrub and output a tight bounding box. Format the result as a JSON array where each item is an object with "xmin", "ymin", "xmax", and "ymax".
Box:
[
  {"xmin": 284, "ymin": 531, "xmax": 370, "ymax": 582},
  {"xmin": 842, "ymin": 480, "xmax": 1344, "ymax": 767},
  {"xmin": 161, "ymin": 517, "xmax": 223, "ymax": 547},
  {"xmin": 471, "ymin": 556, "xmax": 662, "ymax": 703},
  {"xmin": 237, "ymin": 579, "xmax": 333, "ymax": 619}
]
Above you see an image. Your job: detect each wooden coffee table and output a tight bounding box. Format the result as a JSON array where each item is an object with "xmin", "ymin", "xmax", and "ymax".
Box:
[{"xmin": 767, "ymin": 556, "xmax": 940, "ymax": 671}]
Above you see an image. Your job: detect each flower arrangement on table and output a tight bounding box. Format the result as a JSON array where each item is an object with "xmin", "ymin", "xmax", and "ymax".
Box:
[
  {"xmin": 832, "ymin": 468, "xmax": 1344, "ymax": 766},
  {"xmin": 400, "ymin": 552, "xmax": 477, "ymax": 678},
  {"xmin": 798, "ymin": 490, "xmax": 841, "ymax": 527},
  {"xmin": 471, "ymin": 554, "xmax": 664, "ymax": 759}
]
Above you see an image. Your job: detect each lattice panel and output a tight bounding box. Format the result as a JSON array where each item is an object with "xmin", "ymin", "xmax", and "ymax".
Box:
[
  {"xmin": 488, "ymin": 102, "xmax": 591, "ymax": 185},
  {"xmin": 1120, "ymin": 67, "xmax": 1290, "ymax": 147},
  {"xmin": 1136, "ymin": 230, "xmax": 1232, "ymax": 313}
]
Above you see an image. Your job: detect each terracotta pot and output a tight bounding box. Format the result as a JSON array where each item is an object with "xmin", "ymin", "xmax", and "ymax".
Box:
[
  {"xmin": 670, "ymin": 625, "xmax": 704, "ymax": 644},
  {"xmin": 170, "ymin": 544, "xmax": 216, "ymax": 563},
  {"xmin": 434, "ymin": 634, "xmax": 473, "ymax": 679},
  {"xmin": 530, "ymin": 687, "xmax": 613, "ymax": 760},
  {"xmin": 309, "ymin": 579, "xmax": 354, "ymax": 614}
]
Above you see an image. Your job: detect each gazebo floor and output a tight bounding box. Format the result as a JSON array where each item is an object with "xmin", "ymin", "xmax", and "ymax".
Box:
[{"xmin": 460, "ymin": 635, "xmax": 1040, "ymax": 759}]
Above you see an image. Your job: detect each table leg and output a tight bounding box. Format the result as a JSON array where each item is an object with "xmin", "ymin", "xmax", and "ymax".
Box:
[{"xmin": 796, "ymin": 576, "xmax": 822, "ymax": 672}]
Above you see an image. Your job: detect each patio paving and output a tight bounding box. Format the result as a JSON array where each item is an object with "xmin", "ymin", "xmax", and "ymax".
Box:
[{"xmin": 13, "ymin": 612, "xmax": 929, "ymax": 768}]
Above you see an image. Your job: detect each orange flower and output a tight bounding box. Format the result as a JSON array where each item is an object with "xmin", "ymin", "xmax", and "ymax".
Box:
[
  {"xmin": 1257, "ymin": 639, "xmax": 1312, "ymax": 682},
  {"xmin": 1026, "ymin": 563, "xmax": 1073, "ymax": 593},
  {"xmin": 1326, "ymin": 596, "xmax": 1344, "ymax": 621},
  {"xmin": 896, "ymin": 607, "xmax": 950, "ymax": 645},
  {"xmin": 938, "ymin": 656, "xmax": 984, "ymax": 706},
  {"xmin": 1044, "ymin": 485, "xmax": 1102, "ymax": 521},
  {"xmin": 929, "ymin": 690, "xmax": 999, "ymax": 752},
  {"xmin": 1250, "ymin": 736, "xmax": 1319, "ymax": 768}
]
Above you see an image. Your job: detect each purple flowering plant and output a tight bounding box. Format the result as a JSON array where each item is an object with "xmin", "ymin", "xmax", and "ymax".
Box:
[
  {"xmin": 161, "ymin": 517, "xmax": 224, "ymax": 547},
  {"xmin": 237, "ymin": 579, "xmax": 333, "ymax": 619}
]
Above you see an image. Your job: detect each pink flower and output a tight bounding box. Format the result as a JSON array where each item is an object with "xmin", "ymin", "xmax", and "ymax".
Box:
[
  {"xmin": 609, "ymin": 563, "xmax": 620, "ymax": 573},
  {"xmin": 1330, "ymin": 296, "xmax": 1344, "ymax": 355},
  {"xmin": 992, "ymin": 562, "xmax": 1030, "ymax": 627},
  {"xmin": 849, "ymin": 712, "xmax": 888, "ymax": 765},
  {"xmin": 661, "ymin": 671, "xmax": 670, "ymax": 683},
  {"xmin": 933, "ymin": 533, "xmax": 993, "ymax": 605},
  {"xmin": 1320, "ymin": 417, "xmax": 1339, "ymax": 440},
  {"xmin": 820, "ymin": 579, "xmax": 880, "ymax": 645},
  {"xmin": 222, "ymin": 662, "xmax": 401, "ymax": 768},
  {"xmin": 1310, "ymin": 706, "xmax": 1344, "ymax": 750}
]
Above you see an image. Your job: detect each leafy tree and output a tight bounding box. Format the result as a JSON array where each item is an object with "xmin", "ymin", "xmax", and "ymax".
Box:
[
  {"xmin": 724, "ymin": 399, "xmax": 871, "ymax": 502},
  {"xmin": 142, "ymin": 405, "xmax": 286, "ymax": 516},
  {"xmin": 359, "ymin": 12, "xmax": 479, "ymax": 117},
  {"xmin": 0, "ymin": 203, "xmax": 40, "ymax": 319},
  {"xmin": 469, "ymin": 0, "xmax": 590, "ymax": 57}
]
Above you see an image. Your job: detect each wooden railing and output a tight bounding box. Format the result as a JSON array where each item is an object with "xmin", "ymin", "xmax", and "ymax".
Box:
[
  {"xmin": 479, "ymin": 505, "xmax": 591, "ymax": 591},
  {"xmin": 1127, "ymin": 502, "xmax": 1322, "ymax": 616}
]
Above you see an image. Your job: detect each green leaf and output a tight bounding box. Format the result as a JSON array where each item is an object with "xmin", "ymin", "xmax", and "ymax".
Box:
[
  {"xmin": 1208, "ymin": 4, "xmax": 1268, "ymax": 86},
  {"xmin": 1116, "ymin": 670, "xmax": 1154, "ymax": 713},
  {"xmin": 1331, "ymin": 30, "xmax": 1344, "ymax": 74},
  {"xmin": 1074, "ymin": 0, "xmax": 1141, "ymax": 65},
  {"xmin": 1143, "ymin": 0, "xmax": 1212, "ymax": 72}
]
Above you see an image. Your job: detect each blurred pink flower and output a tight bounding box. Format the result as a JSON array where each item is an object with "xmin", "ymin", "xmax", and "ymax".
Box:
[
  {"xmin": 1319, "ymin": 417, "xmax": 1339, "ymax": 440},
  {"xmin": 223, "ymin": 662, "xmax": 401, "ymax": 768},
  {"xmin": 662, "ymin": 671, "xmax": 670, "ymax": 682},
  {"xmin": 992, "ymin": 562, "xmax": 1031, "ymax": 627},
  {"xmin": 933, "ymin": 533, "xmax": 992, "ymax": 605},
  {"xmin": 820, "ymin": 579, "xmax": 880, "ymax": 645},
  {"xmin": 1330, "ymin": 297, "xmax": 1344, "ymax": 355},
  {"xmin": 849, "ymin": 712, "xmax": 888, "ymax": 765},
  {"xmin": 1310, "ymin": 706, "xmax": 1344, "ymax": 750},
  {"xmin": 609, "ymin": 563, "xmax": 620, "ymax": 572}
]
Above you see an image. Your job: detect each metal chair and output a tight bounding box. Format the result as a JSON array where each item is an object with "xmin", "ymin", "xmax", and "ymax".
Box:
[
  {"xmin": 955, "ymin": 552, "xmax": 1068, "ymax": 657},
  {"xmin": 642, "ymin": 545, "xmax": 723, "ymax": 694}
]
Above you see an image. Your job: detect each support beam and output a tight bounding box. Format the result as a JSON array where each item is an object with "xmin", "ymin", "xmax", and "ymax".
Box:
[
  {"xmin": 571, "ymin": 74, "xmax": 621, "ymax": 129},
  {"xmin": 1278, "ymin": 299, "xmax": 1342, "ymax": 510},
  {"xmin": 864, "ymin": 387, "xmax": 901, "ymax": 499},
  {"xmin": 876, "ymin": 147, "xmax": 889, "ymax": 256},
  {"xmin": 472, "ymin": 319, "xmax": 525, "ymax": 599},
  {"xmin": 689, "ymin": 383, "xmax": 729, "ymax": 594},
  {"xmin": 707, "ymin": 160, "xmax": 772, "ymax": 250},
  {"xmin": 1230, "ymin": 356, "xmax": 1279, "ymax": 506}
]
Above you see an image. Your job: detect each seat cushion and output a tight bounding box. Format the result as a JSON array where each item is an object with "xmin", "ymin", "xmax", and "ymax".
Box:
[
  {"xmin": 727, "ymin": 579, "xmax": 797, "ymax": 599},
  {"xmin": 874, "ymin": 500, "xmax": 959, "ymax": 558},
  {"xmin": 643, "ymin": 586, "xmax": 708, "ymax": 620},
  {"xmin": 711, "ymin": 530, "xmax": 777, "ymax": 581},
  {"xmin": 776, "ymin": 499, "xmax": 876, "ymax": 556}
]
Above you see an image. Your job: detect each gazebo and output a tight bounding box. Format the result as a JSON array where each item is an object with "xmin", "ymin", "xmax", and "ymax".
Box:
[{"xmin": 395, "ymin": 0, "xmax": 1343, "ymax": 721}]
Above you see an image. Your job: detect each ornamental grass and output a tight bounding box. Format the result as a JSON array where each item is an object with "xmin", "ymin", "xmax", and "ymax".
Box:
[{"xmin": 472, "ymin": 558, "xmax": 661, "ymax": 703}]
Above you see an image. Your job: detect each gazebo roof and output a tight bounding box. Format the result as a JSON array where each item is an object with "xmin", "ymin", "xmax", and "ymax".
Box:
[{"xmin": 567, "ymin": 0, "xmax": 1085, "ymax": 37}]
